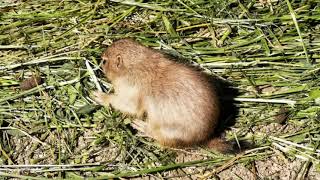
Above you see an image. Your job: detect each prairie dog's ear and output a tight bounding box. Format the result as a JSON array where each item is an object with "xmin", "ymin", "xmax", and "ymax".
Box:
[{"xmin": 116, "ymin": 55, "xmax": 123, "ymax": 68}]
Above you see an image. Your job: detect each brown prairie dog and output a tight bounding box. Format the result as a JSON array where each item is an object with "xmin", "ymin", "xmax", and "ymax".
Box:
[{"xmin": 93, "ymin": 38, "xmax": 232, "ymax": 153}]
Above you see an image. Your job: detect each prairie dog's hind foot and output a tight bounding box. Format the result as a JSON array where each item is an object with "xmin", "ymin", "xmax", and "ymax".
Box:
[
  {"xmin": 91, "ymin": 91, "xmax": 109, "ymax": 106},
  {"xmin": 131, "ymin": 119, "xmax": 152, "ymax": 138}
]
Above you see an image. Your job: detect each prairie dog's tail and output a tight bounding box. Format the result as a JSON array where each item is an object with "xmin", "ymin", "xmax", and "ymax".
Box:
[{"xmin": 206, "ymin": 138, "xmax": 235, "ymax": 154}]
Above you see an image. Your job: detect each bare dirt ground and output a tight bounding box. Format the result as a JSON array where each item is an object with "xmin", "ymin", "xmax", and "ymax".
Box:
[{"xmin": 9, "ymin": 121, "xmax": 320, "ymax": 179}]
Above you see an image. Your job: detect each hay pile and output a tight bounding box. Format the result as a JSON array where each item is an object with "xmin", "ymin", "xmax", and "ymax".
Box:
[{"xmin": 0, "ymin": 0, "xmax": 319, "ymax": 179}]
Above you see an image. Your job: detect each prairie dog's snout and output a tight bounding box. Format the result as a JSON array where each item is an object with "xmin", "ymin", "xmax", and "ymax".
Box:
[{"xmin": 93, "ymin": 38, "xmax": 232, "ymax": 153}]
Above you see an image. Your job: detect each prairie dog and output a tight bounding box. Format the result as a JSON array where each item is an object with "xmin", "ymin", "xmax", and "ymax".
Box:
[{"xmin": 93, "ymin": 39, "xmax": 232, "ymax": 153}]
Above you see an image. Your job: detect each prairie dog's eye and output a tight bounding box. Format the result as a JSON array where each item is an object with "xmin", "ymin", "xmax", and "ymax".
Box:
[{"xmin": 101, "ymin": 56, "xmax": 108, "ymax": 64}]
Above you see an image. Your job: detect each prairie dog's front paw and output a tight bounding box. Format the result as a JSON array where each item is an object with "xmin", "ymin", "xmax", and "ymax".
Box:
[{"xmin": 91, "ymin": 91, "xmax": 109, "ymax": 106}]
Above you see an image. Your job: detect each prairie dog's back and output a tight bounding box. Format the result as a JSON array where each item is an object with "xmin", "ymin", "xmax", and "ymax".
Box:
[{"xmin": 141, "ymin": 61, "xmax": 220, "ymax": 143}]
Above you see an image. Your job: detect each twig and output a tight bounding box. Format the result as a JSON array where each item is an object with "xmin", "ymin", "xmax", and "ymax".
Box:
[
  {"xmin": 0, "ymin": 127, "xmax": 48, "ymax": 146},
  {"xmin": 233, "ymin": 97, "xmax": 296, "ymax": 106},
  {"xmin": 85, "ymin": 59, "xmax": 102, "ymax": 91}
]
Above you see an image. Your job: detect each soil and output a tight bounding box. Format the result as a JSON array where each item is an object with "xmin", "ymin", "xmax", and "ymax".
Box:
[{"xmin": 9, "ymin": 122, "xmax": 319, "ymax": 179}]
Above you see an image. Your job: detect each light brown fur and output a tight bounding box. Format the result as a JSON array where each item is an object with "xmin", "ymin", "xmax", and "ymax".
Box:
[{"xmin": 93, "ymin": 38, "xmax": 232, "ymax": 152}]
